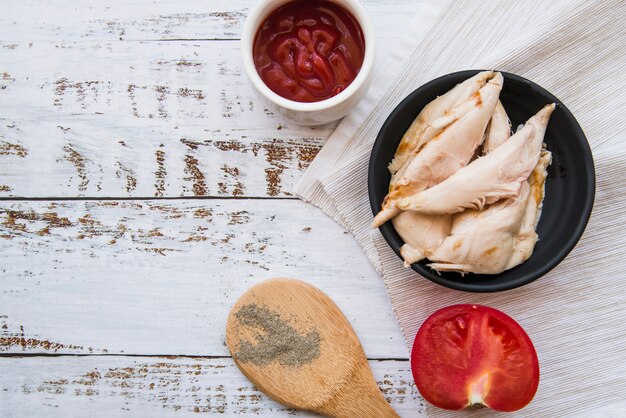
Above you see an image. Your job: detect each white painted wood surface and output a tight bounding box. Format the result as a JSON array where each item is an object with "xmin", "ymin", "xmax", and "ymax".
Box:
[
  {"xmin": 0, "ymin": 40, "xmax": 331, "ymax": 198},
  {"xmin": 0, "ymin": 0, "xmax": 433, "ymax": 416},
  {"xmin": 0, "ymin": 357, "xmax": 425, "ymax": 417},
  {"xmin": 0, "ymin": 199, "xmax": 407, "ymax": 357},
  {"xmin": 0, "ymin": 0, "xmax": 418, "ymax": 42},
  {"xmin": 0, "ymin": 0, "xmax": 421, "ymax": 198}
]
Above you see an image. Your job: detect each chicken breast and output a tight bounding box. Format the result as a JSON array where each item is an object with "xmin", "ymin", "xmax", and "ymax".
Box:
[
  {"xmin": 482, "ymin": 100, "xmax": 511, "ymax": 154},
  {"xmin": 392, "ymin": 101, "xmax": 510, "ymax": 266},
  {"xmin": 392, "ymin": 211, "xmax": 452, "ymax": 266},
  {"xmin": 427, "ymin": 150, "xmax": 552, "ymax": 274},
  {"xmin": 372, "ymin": 72, "xmax": 503, "ymax": 227},
  {"xmin": 388, "ymin": 71, "xmax": 496, "ymax": 174},
  {"xmin": 397, "ymin": 103, "xmax": 555, "ymax": 215},
  {"xmin": 427, "ymin": 182, "xmax": 531, "ymax": 274},
  {"xmin": 507, "ymin": 149, "xmax": 552, "ymax": 268}
]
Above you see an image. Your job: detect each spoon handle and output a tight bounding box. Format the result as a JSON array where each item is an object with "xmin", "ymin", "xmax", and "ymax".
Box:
[{"xmin": 318, "ymin": 361, "xmax": 400, "ymax": 418}]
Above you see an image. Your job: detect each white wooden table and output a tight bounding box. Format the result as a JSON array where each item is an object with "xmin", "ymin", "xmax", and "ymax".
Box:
[{"xmin": 0, "ymin": 1, "xmax": 430, "ymax": 416}]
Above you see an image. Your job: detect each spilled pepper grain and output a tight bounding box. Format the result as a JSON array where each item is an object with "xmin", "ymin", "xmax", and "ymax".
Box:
[{"xmin": 234, "ymin": 303, "xmax": 320, "ymax": 367}]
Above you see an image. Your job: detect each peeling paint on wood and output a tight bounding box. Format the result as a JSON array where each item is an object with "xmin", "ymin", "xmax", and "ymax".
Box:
[
  {"xmin": 115, "ymin": 161, "xmax": 137, "ymax": 193},
  {"xmin": 0, "ymin": 120, "xmax": 323, "ymax": 197},
  {"xmin": 0, "ymin": 142, "xmax": 27, "ymax": 158},
  {"xmin": 1, "ymin": 210, "xmax": 72, "ymax": 236},
  {"xmin": 154, "ymin": 146, "xmax": 167, "ymax": 197},
  {"xmin": 0, "ymin": 316, "xmax": 106, "ymax": 353},
  {"xmin": 0, "ymin": 357, "xmax": 424, "ymax": 417},
  {"xmin": 183, "ymin": 155, "xmax": 207, "ymax": 196},
  {"xmin": 0, "ymin": 41, "xmax": 307, "ymax": 125},
  {"xmin": 60, "ymin": 144, "xmax": 90, "ymax": 192},
  {"xmin": 0, "ymin": 0, "xmax": 421, "ymax": 199},
  {"xmin": 0, "ymin": 40, "xmax": 327, "ymax": 198},
  {"xmin": 0, "ymin": 200, "xmax": 406, "ymax": 357},
  {"xmin": 0, "ymin": 2, "xmax": 430, "ymax": 416},
  {"xmin": 0, "ymin": 1, "xmax": 419, "ymax": 42},
  {"xmin": 219, "ymin": 164, "xmax": 244, "ymax": 196}
]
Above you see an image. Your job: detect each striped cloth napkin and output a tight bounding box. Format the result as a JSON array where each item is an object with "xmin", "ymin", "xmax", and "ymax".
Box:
[{"xmin": 295, "ymin": 0, "xmax": 626, "ymax": 416}]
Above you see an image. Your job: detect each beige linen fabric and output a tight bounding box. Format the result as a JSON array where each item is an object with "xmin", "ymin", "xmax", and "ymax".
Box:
[{"xmin": 295, "ymin": 0, "xmax": 626, "ymax": 416}]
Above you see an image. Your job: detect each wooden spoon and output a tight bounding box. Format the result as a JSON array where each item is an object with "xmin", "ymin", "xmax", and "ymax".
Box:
[{"xmin": 226, "ymin": 278, "xmax": 399, "ymax": 418}]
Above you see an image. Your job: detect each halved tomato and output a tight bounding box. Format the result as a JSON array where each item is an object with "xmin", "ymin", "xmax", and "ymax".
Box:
[{"xmin": 411, "ymin": 304, "xmax": 539, "ymax": 412}]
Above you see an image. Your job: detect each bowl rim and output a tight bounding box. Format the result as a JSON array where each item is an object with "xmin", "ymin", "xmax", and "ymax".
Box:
[
  {"xmin": 241, "ymin": 0, "xmax": 376, "ymax": 112},
  {"xmin": 368, "ymin": 69, "xmax": 596, "ymax": 292}
]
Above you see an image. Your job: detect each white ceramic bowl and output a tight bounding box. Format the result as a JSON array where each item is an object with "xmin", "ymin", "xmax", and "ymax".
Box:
[{"xmin": 241, "ymin": 0, "xmax": 375, "ymax": 125}]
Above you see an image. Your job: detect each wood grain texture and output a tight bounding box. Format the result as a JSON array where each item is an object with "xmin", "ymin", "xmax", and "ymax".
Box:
[
  {"xmin": 0, "ymin": 40, "xmax": 330, "ymax": 198},
  {"xmin": 0, "ymin": 0, "xmax": 418, "ymax": 42},
  {"xmin": 0, "ymin": 356, "xmax": 425, "ymax": 417},
  {"xmin": 0, "ymin": 0, "xmax": 422, "ymax": 199},
  {"xmin": 226, "ymin": 279, "xmax": 398, "ymax": 417},
  {"xmin": 0, "ymin": 1, "xmax": 431, "ymax": 416},
  {"xmin": 0, "ymin": 199, "xmax": 407, "ymax": 358}
]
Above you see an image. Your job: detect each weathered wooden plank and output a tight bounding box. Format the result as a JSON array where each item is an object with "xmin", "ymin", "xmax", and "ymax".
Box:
[
  {"xmin": 0, "ymin": 0, "xmax": 431, "ymax": 199},
  {"xmin": 0, "ymin": 0, "xmax": 422, "ymax": 42},
  {"xmin": 0, "ymin": 356, "xmax": 425, "ymax": 417},
  {"xmin": 0, "ymin": 199, "xmax": 408, "ymax": 358},
  {"xmin": 0, "ymin": 40, "xmax": 331, "ymax": 198}
]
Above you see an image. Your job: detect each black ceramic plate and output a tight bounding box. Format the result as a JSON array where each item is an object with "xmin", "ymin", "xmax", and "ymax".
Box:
[{"xmin": 368, "ymin": 70, "xmax": 595, "ymax": 292}]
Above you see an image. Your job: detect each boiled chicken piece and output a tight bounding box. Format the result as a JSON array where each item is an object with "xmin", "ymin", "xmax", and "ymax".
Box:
[
  {"xmin": 427, "ymin": 183, "xmax": 531, "ymax": 274},
  {"xmin": 372, "ymin": 72, "xmax": 503, "ymax": 227},
  {"xmin": 507, "ymin": 149, "xmax": 552, "ymax": 268},
  {"xmin": 389, "ymin": 71, "xmax": 496, "ymax": 174},
  {"xmin": 392, "ymin": 211, "xmax": 452, "ymax": 266},
  {"xmin": 390, "ymin": 72, "xmax": 499, "ymax": 185},
  {"xmin": 482, "ymin": 101, "xmax": 511, "ymax": 154},
  {"xmin": 395, "ymin": 105, "xmax": 511, "ymax": 267},
  {"xmin": 427, "ymin": 150, "xmax": 552, "ymax": 274},
  {"xmin": 397, "ymin": 103, "xmax": 555, "ymax": 215}
]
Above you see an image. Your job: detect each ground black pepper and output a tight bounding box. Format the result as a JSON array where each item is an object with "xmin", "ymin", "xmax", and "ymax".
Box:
[{"xmin": 234, "ymin": 303, "xmax": 321, "ymax": 367}]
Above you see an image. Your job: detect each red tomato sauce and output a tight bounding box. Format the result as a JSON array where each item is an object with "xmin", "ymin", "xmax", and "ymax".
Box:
[{"xmin": 253, "ymin": 0, "xmax": 365, "ymax": 103}]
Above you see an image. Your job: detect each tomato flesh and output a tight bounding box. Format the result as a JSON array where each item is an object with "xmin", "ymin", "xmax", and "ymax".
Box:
[{"xmin": 411, "ymin": 304, "xmax": 539, "ymax": 412}]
